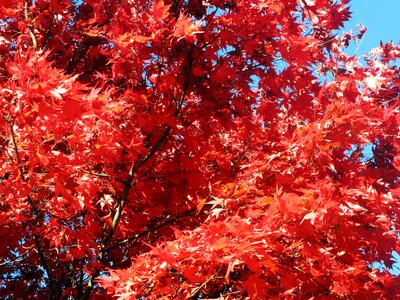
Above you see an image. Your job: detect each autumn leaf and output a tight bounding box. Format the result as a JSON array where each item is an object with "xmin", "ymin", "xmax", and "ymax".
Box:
[{"xmin": 173, "ymin": 14, "xmax": 202, "ymax": 41}]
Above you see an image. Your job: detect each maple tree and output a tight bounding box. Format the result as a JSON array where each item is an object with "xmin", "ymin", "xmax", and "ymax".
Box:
[{"xmin": 0, "ymin": 0, "xmax": 399, "ymax": 298}]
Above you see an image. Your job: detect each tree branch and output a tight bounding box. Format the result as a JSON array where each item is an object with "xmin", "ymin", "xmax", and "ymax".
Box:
[
  {"xmin": 7, "ymin": 118, "xmax": 54, "ymax": 295},
  {"xmin": 41, "ymin": 12, "xmax": 54, "ymax": 49},
  {"xmin": 81, "ymin": 43, "xmax": 193, "ymax": 299},
  {"xmin": 80, "ymin": 125, "xmax": 173, "ymax": 299},
  {"xmin": 105, "ymin": 208, "xmax": 196, "ymax": 252},
  {"xmin": 24, "ymin": 0, "xmax": 38, "ymax": 50},
  {"xmin": 34, "ymin": 235, "xmax": 54, "ymax": 292}
]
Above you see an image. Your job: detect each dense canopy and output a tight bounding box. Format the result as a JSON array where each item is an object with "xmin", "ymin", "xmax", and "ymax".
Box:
[{"xmin": 0, "ymin": 0, "xmax": 399, "ymax": 299}]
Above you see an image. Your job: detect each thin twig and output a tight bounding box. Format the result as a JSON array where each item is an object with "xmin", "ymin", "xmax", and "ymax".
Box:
[
  {"xmin": 190, "ymin": 274, "xmax": 217, "ymax": 297},
  {"xmin": 83, "ymin": 169, "xmax": 126, "ymax": 184},
  {"xmin": 105, "ymin": 208, "xmax": 196, "ymax": 252},
  {"xmin": 0, "ymin": 245, "xmax": 34, "ymax": 266}
]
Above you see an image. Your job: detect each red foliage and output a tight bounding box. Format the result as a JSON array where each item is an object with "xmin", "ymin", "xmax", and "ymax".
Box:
[{"xmin": 0, "ymin": 0, "xmax": 399, "ymax": 299}]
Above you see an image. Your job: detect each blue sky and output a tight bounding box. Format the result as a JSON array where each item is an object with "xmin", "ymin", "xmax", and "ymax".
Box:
[{"xmin": 345, "ymin": 0, "xmax": 400, "ymax": 56}]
